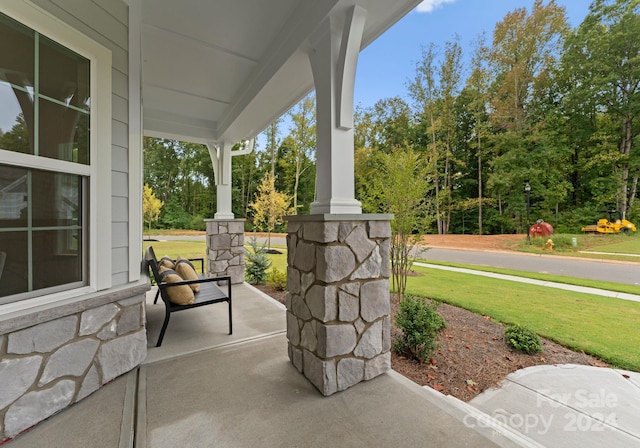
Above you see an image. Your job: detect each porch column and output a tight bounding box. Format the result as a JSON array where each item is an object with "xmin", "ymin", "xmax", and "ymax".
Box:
[
  {"xmin": 207, "ymin": 141, "xmax": 234, "ymax": 220},
  {"xmin": 308, "ymin": 5, "xmax": 366, "ymax": 215},
  {"xmin": 286, "ymin": 215, "xmax": 392, "ymax": 396},
  {"xmin": 205, "ymin": 141, "xmax": 244, "ymax": 284},
  {"xmin": 285, "ymin": 6, "xmax": 393, "ymax": 396}
]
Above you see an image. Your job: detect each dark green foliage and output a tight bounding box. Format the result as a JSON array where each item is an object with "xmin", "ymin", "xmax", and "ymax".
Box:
[
  {"xmin": 245, "ymin": 238, "xmax": 271, "ymax": 284},
  {"xmin": 266, "ymin": 267, "xmax": 287, "ymax": 291},
  {"xmin": 158, "ymin": 197, "xmax": 192, "ymax": 229},
  {"xmin": 393, "ymin": 296, "xmax": 446, "ymax": 363},
  {"xmin": 144, "ymin": 138, "xmax": 214, "ymax": 229},
  {"xmin": 505, "ymin": 324, "xmax": 542, "ymax": 354}
]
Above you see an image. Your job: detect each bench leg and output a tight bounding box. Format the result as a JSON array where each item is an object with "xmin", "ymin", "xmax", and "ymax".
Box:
[
  {"xmin": 153, "ymin": 288, "xmax": 160, "ymax": 304},
  {"xmin": 156, "ymin": 308, "xmax": 171, "ymax": 347},
  {"xmin": 228, "ymin": 299, "xmax": 233, "ymax": 335}
]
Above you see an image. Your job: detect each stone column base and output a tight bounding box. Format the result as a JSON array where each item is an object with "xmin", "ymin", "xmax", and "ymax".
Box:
[
  {"xmin": 205, "ymin": 219, "xmax": 245, "ymax": 284},
  {"xmin": 285, "ymin": 214, "xmax": 392, "ymax": 396}
]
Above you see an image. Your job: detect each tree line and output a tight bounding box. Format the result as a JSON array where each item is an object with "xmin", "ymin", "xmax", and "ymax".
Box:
[{"xmin": 143, "ymin": 0, "xmax": 639, "ymax": 234}]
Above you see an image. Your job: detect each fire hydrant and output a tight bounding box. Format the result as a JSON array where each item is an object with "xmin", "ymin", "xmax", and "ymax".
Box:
[{"xmin": 544, "ymin": 239, "xmax": 554, "ymax": 251}]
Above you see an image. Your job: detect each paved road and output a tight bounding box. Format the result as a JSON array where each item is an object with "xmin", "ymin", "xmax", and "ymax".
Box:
[
  {"xmin": 151, "ymin": 234, "xmax": 640, "ymax": 287},
  {"xmin": 417, "ymin": 247, "xmax": 640, "ymax": 286}
]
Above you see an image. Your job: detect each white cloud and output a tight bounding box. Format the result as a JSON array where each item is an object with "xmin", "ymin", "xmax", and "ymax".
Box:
[{"xmin": 415, "ymin": 0, "xmax": 457, "ymax": 13}]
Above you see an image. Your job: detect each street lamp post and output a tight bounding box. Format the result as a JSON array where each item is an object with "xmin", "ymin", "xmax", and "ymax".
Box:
[{"xmin": 524, "ymin": 182, "xmax": 531, "ymax": 244}]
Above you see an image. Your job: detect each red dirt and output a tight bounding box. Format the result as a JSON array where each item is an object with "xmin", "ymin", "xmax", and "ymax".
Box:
[{"xmin": 419, "ymin": 234, "xmax": 526, "ymax": 251}]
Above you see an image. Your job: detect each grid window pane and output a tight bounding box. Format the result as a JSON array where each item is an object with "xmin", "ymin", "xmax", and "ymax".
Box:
[
  {"xmin": 39, "ymin": 34, "xmax": 90, "ymax": 111},
  {"xmin": 39, "ymin": 99, "xmax": 89, "ymax": 164},
  {"xmin": 0, "ymin": 83, "xmax": 34, "ymax": 155},
  {"xmin": 32, "ymin": 170, "xmax": 81, "ymax": 228},
  {"xmin": 0, "ymin": 231, "xmax": 28, "ymax": 296},
  {"xmin": 0, "ymin": 165, "xmax": 28, "ymax": 227},
  {"xmin": 0, "ymin": 12, "xmax": 34, "ymax": 90},
  {"xmin": 32, "ymin": 229, "xmax": 82, "ymax": 290}
]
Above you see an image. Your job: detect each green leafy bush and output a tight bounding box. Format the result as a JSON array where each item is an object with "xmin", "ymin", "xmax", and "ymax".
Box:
[
  {"xmin": 531, "ymin": 234, "xmax": 578, "ymax": 250},
  {"xmin": 245, "ymin": 238, "xmax": 271, "ymax": 284},
  {"xmin": 266, "ymin": 267, "xmax": 287, "ymax": 291},
  {"xmin": 393, "ymin": 296, "xmax": 446, "ymax": 363},
  {"xmin": 505, "ymin": 324, "xmax": 542, "ymax": 354}
]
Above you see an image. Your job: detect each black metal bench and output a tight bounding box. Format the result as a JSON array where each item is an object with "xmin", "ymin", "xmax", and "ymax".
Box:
[{"xmin": 145, "ymin": 246, "xmax": 232, "ymax": 347}]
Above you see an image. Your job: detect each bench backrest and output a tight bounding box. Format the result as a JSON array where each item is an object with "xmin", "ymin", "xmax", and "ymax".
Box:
[{"xmin": 144, "ymin": 246, "xmax": 162, "ymax": 283}]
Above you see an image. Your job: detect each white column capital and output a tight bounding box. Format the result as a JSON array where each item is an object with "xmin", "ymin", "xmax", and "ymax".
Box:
[
  {"xmin": 208, "ymin": 141, "xmax": 235, "ymax": 219},
  {"xmin": 308, "ymin": 6, "xmax": 366, "ymax": 216}
]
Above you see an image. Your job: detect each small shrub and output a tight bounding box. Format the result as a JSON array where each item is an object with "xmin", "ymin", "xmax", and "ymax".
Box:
[
  {"xmin": 542, "ymin": 234, "xmax": 578, "ymax": 250},
  {"xmin": 188, "ymin": 214, "xmax": 206, "ymax": 231},
  {"xmin": 245, "ymin": 238, "xmax": 271, "ymax": 284},
  {"xmin": 266, "ymin": 267, "xmax": 287, "ymax": 291},
  {"xmin": 505, "ymin": 324, "xmax": 542, "ymax": 354},
  {"xmin": 393, "ymin": 296, "xmax": 446, "ymax": 363}
]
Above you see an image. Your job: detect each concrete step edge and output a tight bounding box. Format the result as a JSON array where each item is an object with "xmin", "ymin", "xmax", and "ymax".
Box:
[{"xmin": 421, "ymin": 385, "xmax": 546, "ymax": 448}]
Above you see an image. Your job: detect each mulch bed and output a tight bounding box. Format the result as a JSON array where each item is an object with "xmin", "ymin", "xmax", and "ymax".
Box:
[{"xmin": 253, "ymin": 284, "xmax": 608, "ymax": 402}]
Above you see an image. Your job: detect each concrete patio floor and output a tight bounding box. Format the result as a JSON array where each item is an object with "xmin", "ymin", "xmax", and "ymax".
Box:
[{"xmin": 7, "ymin": 282, "xmax": 637, "ymax": 447}]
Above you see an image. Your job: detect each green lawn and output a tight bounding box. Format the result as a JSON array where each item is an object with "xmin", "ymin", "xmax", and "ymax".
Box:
[
  {"xmin": 143, "ymin": 240, "xmax": 206, "ymax": 259},
  {"xmin": 143, "ymin": 239, "xmax": 289, "ymax": 273},
  {"xmin": 587, "ymin": 237, "xmax": 640, "ymax": 254},
  {"xmin": 415, "ymin": 260, "xmax": 640, "ymax": 296},
  {"xmin": 267, "ymin": 250, "xmax": 288, "ymax": 273},
  {"xmin": 407, "ymin": 265, "xmax": 640, "ymax": 371}
]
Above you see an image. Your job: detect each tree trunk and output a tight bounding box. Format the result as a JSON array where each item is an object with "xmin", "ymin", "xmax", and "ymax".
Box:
[
  {"xmin": 498, "ymin": 193, "xmax": 503, "ymax": 234},
  {"xmin": 429, "ymin": 113, "xmax": 441, "ymax": 234},
  {"xmin": 477, "ymin": 134, "xmax": 483, "ymax": 235},
  {"xmin": 443, "ymin": 143, "xmax": 451, "ymax": 234},
  {"xmin": 630, "ymin": 176, "xmax": 638, "ymax": 214},
  {"xmin": 618, "ymin": 116, "xmax": 633, "ymax": 218},
  {"xmin": 293, "ymin": 158, "xmax": 300, "ymax": 215}
]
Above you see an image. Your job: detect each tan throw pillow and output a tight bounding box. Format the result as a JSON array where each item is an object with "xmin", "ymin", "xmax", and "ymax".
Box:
[
  {"xmin": 175, "ymin": 259, "xmax": 200, "ymax": 292},
  {"xmin": 158, "ymin": 268, "xmax": 194, "ymax": 305},
  {"xmin": 159, "ymin": 256, "xmax": 175, "ymax": 270}
]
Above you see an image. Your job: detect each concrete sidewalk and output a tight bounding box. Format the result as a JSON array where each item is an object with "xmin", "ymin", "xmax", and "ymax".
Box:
[
  {"xmin": 471, "ymin": 365, "xmax": 640, "ymax": 447},
  {"xmin": 414, "ymin": 261, "xmax": 640, "ymax": 303}
]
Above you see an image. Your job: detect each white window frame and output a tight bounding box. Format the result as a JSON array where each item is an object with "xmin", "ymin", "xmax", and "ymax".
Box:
[{"xmin": 0, "ymin": 1, "xmax": 112, "ymax": 306}]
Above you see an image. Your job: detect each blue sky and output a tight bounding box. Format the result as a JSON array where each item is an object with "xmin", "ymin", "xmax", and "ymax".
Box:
[{"xmin": 353, "ymin": 0, "xmax": 592, "ymax": 110}]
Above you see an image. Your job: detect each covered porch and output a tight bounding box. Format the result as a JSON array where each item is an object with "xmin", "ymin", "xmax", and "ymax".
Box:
[{"xmin": 6, "ymin": 283, "xmax": 521, "ymax": 448}]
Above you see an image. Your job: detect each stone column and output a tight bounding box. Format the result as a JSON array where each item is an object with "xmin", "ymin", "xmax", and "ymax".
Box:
[
  {"xmin": 205, "ymin": 219, "xmax": 245, "ymax": 284},
  {"xmin": 285, "ymin": 214, "xmax": 392, "ymax": 396}
]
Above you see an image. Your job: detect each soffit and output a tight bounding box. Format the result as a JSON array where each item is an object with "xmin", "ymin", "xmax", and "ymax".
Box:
[{"xmin": 141, "ymin": 0, "xmax": 420, "ymax": 144}]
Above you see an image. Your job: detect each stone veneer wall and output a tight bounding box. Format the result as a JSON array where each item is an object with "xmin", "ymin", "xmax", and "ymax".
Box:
[
  {"xmin": 205, "ymin": 219, "xmax": 245, "ymax": 284},
  {"xmin": 286, "ymin": 215, "xmax": 392, "ymax": 396},
  {"xmin": 0, "ymin": 288, "xmax": 147, "ymax": 441}
]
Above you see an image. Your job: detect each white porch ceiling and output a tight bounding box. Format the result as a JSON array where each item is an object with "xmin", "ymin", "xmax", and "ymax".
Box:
[{"xmin": 141, "ymin": 0, "xmax": 420, "ymax": 144}]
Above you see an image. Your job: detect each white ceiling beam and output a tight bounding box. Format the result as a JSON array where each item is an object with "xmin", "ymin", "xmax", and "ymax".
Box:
[{"xmin": 141, "ymin": 22, "xmax": 260, "ymax": 64}]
